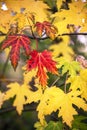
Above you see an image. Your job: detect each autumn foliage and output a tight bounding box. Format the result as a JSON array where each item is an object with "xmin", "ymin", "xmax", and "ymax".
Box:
[{"xmin": 0, "ymin": 0, "xmax": 87, "ymax": 130}]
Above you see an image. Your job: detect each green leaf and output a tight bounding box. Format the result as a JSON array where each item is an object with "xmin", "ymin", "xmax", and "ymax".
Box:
[
  {"xmin": 72, "ymin": 115, "xmax": 87, "ymax": 130},
  {"xmin": 34, "ymin": 121, "xmax": 47, "ymax": 130},
  {"xmin": 44, "ymin": 121, "xmax": 63, "ymax": 130},
  {"xmin": 57, "ymin": 57, "xmax": 81, "ymax": 77}
]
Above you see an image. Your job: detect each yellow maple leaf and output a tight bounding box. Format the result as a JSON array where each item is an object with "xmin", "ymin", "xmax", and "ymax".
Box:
[
  {"xmin": 49, "ymin": 36, "xmax": 74, "ymax": 60},
  {"xmin": 4, "ymin": 82, "xmax": 31, "ymax": 114},
  {"xmin": 2, "ymin": 0, "xmax": 50, "ymax": 22},
  {"xmin": 0, "ymin": 91, "xmax": 5, "ymax": 108},
  {"xmin": 4, "ymin": 82, "xmax": 43, "ymax": 114},
  {"xmin": 37, "ymin": 86, "xmax": 87, "ymax": 127},
  {"xmin": 3, "ymin": 82, "xmax": 37, "ymax": 114},
  {"xmin": 67, "ymin": 69, "xmax": 87, "ymax": 100},
  {"xmin": 51, "ymin": 1, "xmax": 87, "ymax": 34}
]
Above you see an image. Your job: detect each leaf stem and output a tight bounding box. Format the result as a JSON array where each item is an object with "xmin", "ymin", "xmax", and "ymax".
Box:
[
  {"xmin": 50, "ymin": 77, "xmax": 60, "ymax": 87},
  {"xmin": 64, "ymin": 73, "xmax": 68, "ymax": 94}
]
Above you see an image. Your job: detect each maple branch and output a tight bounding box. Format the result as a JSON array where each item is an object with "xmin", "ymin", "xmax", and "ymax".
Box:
[
  {"xmin": 0, "ymin": 104, "xmax": 37, "ymax": 114},
  {"xmin": 0, "ymin": 78, "xmax": 22, "ymax": 83},
  {"xmin": 1, "ymin": 32, "xmax": 87, "ymax": 40},
  {"xmin": 50, "ymin": 77, "xmax": 60, "ymax": 87}
]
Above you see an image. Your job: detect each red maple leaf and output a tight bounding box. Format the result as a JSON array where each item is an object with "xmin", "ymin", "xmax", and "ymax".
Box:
[
  {"xmin": 35, "ymin": 21, "xmax": 57, "ymax": 39},
  {"xmin": 26, "ymin": 50, "xmax": 58, "ymax": 86},
  {"xmin": 1, "ymin": 35, "xmax": 31, "ymax": 70}
]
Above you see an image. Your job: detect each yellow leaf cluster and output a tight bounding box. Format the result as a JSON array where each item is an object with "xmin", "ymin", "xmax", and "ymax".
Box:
[
  {"xmin": 51, "ymin": 1, "xmax": 87, "ymax": 34},
  {"xmin": 37, "ymin": 86, "xmax": 87, "ymax": 127}
]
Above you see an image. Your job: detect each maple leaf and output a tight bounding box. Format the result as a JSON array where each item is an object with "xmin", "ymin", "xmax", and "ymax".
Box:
[
  {"xmin": 35, "ymin": 21, "xmax": 57, "ymax": 39},
  {"xmin": 67, "ymin": 69, "xmax": 87, "ymax": 100},
  {"xmin": 26, "ymin": 50, "xmax": 58, "ymax": 86},
  {"xmin": 57, "ymin": 57, "xmax": 81, "ymax": 76},
  {"xmin": 4, "ymin": 82, "xmax": 43, "ymax": 114},
  {"xmin": 3, "ymin": 0, "xmax": 50, "ymax": 22},
  {"xmin": 1, "ymin": 35, "xmax": 31, "ymax": 70},
  {"xmin": 37, "ymin": 86, "xmax": 87, "ymax": 127},
  {"xmin": 4, "ymin": 82, "xmax": 30, "ymax": 114},
  {"xmin": 51, "ymin": 1, "xmax": 87, "ymax": 34},
  {"xmin": 49, "ymin": 36, "xmax": 74, "ymax": 60}
]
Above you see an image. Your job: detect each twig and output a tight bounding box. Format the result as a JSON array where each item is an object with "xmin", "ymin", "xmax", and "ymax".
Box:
[
  {"xmin": 0, "ymin": 104, "xmax": 37, "ymax": 114},
  {"xmin": 64, "ymin": 73, "xmax": 68, "ymax": 94},
  {"xmin": 50, "ymin": 77, "xmax": 60, "ymax": 87},
  {"xmin": 0, "ymin": 32, "xmax": 87, "ymax": 40}
]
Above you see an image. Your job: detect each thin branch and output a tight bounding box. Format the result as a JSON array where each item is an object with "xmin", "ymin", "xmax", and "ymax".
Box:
[
  {"xmin": 64, "ymin": 73, "xmax": 68, "ymax": 94},
  {"xmin": 0, "ymin": 32, "xmax": 87, "ymax": 40},
  {"xmin": 0, "ymin": 104, "xmax": 37, "ymax": 114},
  {"xmin": 50, "ymin": 77, "xmax": 60, "ymax": 87},
  {"xmin": 0, "ymin": 78, "xmax": 22, "ymax": 83},
  {"xmin": 58, "ymin": 32, "xmax": 87, "ymax": 36}
]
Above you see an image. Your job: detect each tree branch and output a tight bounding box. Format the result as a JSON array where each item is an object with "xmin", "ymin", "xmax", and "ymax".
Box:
[
  {"xmin": 0, "ymin": 32, "xmax": 87, "ymax": 40},
  {"xmin": 0, "ymin": 104, "xmax": 37, "ymax": 114}
]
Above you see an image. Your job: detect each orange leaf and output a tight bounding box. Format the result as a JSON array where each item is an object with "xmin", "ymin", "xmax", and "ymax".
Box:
[
  {"xmin": 26, "ymin": 50, "xmax": 58, "ymax": 86},
  {"xmin": 35, "ymin": 21, "xmax": 57, "ymax": 39},
  {"xmin": 1, "ymin": 35, "xmax": 31, "ymax": 70}
]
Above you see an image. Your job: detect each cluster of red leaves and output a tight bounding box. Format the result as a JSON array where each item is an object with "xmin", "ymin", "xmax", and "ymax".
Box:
[
  {"xmin": 35, "ymin": 21, "xmax": 57, "ymax": 39},
  {"xmin": 1, "ymin": 35, "xmax": 31, "ymax": 70},
  {"xmin": 1, "ymin": 21, "xmax": 58, "ymax": 86},
  {"xmin": 26, "ymin": 50, "xmax": 58, "ymax": 86}
]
